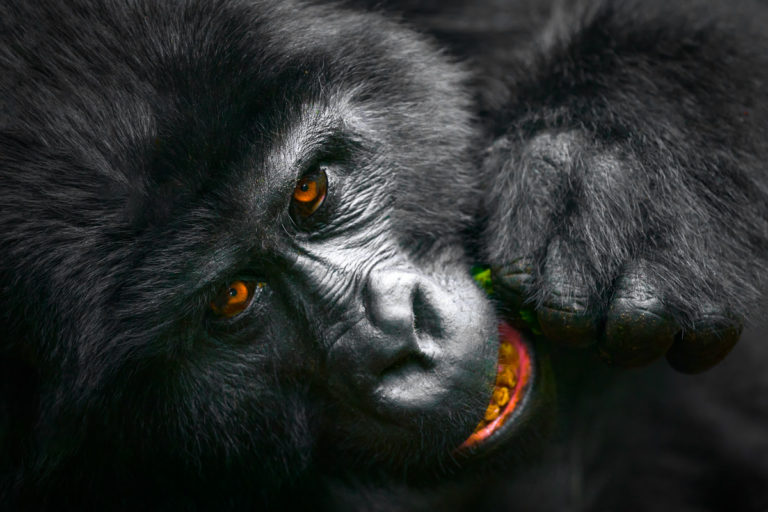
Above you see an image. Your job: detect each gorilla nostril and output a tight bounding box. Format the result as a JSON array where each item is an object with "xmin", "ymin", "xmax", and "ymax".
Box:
[
  {"xmin": 361, "ymin": 269, "xmax": 447, "ymax": 379},
  {"xmin": 412, "ymin": 286, "xmax": 444, "ymax": 338},
  {"xmin": 365, "ymin": 269, "xmax": 446, "ymax": 339}
]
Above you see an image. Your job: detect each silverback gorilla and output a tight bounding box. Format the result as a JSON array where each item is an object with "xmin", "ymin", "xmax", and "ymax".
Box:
[{"xmin": 1, "ymin": 0, "xmax": 767, "ymax": 510}]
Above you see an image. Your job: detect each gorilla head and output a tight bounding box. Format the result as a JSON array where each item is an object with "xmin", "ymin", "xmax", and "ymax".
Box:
[
  {"xmin": 4, "ymin": 0, "xmax": 767, "ymax": 509},
  {"xmin": 0, "ymin": 0, "xmax": 544, "ymax": 506}
]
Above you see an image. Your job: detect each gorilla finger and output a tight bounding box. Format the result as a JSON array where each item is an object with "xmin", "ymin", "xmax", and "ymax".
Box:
[
  {"xmin": 493, "ymin": 259, "xmax": 535, "ymax": 329},
  {"xmin": 600, "ymin": 265, "xmax": 679, "ymax": 367},
  {"xmin": 536, "ymin": 241, "xmax": 598, "ymax": 348},
  {"xmin": 665, "ymin": 315, "xmax": 742, "ymax": 374}
]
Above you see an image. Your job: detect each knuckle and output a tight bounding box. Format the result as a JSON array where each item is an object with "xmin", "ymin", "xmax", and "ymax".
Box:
[
  {"xmin": 537, "ymin": 306, "xmax": 598, "ymax": 348},
  {"xmin": 493, "ymin": 260, "xmax": 535, "ymax": 294},
  {"xmin": 666, "ymin": 319, "xmax": 742, "ymax": 374},
  {"xmin": 600, "ymin": 297, "xmax": 678, "ymax": 367}
]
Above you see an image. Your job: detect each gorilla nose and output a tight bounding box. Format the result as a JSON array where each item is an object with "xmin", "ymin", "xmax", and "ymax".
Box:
[
  {"xmin": 326, "ymin": 267, "xmax": 477, "ymax": 417},
  {"xmin": 364, "ymin": 268, "xmax": 445, "ymax": 343}
]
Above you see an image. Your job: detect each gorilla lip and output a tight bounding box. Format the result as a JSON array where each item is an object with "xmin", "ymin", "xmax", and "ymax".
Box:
[{"xmin": 458, "ymin": 322, "xmax": 532, "ymax": 450}]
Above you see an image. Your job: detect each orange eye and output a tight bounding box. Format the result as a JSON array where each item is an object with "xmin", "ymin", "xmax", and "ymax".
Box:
[
  {"xmin": 209, "ymin": 280, "xmax": 263, "ymax": 318},
  {"xmin": 292, "ymin": 168, "xmax": 327, "ymax": 217}
]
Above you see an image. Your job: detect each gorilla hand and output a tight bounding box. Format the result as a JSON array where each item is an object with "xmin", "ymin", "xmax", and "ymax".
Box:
[
  {"xmin": 484, "ymin": 130, "xmax": 760, "ymax": 373},
  {"xmin": 476, "ymin": 3, "xmax": 768, "ymax": 374}
]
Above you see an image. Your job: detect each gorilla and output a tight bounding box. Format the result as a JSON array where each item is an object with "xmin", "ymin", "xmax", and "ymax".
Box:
[{"xmin": 1, "ymin": 0, "xmax": 767, "ymax": 510}]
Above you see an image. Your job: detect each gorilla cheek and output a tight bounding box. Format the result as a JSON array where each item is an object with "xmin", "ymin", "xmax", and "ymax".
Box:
[{"xmin": 325, "ymin": 265, "xmax": 498, "ymax": 434}]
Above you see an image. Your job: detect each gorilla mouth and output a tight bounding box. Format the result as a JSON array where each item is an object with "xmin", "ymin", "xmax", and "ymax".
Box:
[{"xmin": 458, "ymin": 322, "xmax": 533, "ymax": 451}]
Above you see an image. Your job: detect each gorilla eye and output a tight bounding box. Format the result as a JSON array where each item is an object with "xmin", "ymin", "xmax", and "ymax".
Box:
[
  {"xmin": 209, "ymin": 280, "xmax": 264, "ymax": 318},
  {"xmin": 291, "ymin": 167, "xmax": 327, "ymax": 218}
]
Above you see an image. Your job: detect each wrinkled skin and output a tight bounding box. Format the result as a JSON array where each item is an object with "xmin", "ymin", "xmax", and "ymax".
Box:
[{"xmin": 0, "ymin": 0, "xmax": 767, "ymax": 510}]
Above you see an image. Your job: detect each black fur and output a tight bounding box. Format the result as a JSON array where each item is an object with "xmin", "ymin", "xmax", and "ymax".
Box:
[{"xmin": 1, "ymin": 0, "xmax": 767, "ymax": 510}]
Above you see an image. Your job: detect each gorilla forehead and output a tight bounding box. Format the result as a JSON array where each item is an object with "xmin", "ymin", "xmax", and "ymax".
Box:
[
  {"xmin": 1, "ymin": 0, "xmax": 478, "ymax": 271},
  {"xmin": 3, "ymin": 0, "xmax": 473, "ymax": 187}
]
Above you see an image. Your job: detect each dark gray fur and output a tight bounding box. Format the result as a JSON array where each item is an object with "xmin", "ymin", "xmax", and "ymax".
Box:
[{"xmin": 1, "ymin": 0, "xmax": 767, "ymax": 510}]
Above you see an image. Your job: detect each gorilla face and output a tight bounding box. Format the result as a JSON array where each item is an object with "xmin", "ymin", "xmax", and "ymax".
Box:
[
  {"xmin": 0, "ymin": 0, "xmax": 545, "ymax": 500},
  {"xmin": 7, "ymin": 0, "xmax": 767, "ymax": 508}
]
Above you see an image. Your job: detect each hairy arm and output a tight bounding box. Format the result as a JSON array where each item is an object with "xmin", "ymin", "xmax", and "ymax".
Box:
[{"xmin": 478, "ymin": 0, "xmax": 768, "ymax": 371}]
